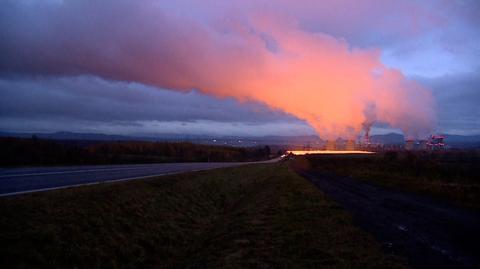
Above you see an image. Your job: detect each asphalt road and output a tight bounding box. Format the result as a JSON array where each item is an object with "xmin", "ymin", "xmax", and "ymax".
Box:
[
  {"xmin": 0, "ymin": 157, "xmax": 281, "ymax": 196},
  {"xmin": 300, "ymin": 170, "xmax": 480, "ymax": 269}
]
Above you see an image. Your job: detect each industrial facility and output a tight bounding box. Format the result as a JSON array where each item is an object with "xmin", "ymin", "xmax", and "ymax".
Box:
[{"xmin": 405, "ymin": 135, "xmax": 446, "ymax": 151}]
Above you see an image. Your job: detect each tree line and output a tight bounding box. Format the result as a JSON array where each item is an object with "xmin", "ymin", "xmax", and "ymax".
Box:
[{"xmin": 0, "ymin": 137, "xmax": 272, "ymax": 166}]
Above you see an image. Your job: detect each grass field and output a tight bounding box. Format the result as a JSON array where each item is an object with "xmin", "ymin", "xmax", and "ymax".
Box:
[
  {"xmin": 296, "ymin": 151, "xmax": 480, "ymax": 209},
  {"xmin": 0, "ymin": 163, "xmax": 407, "ymax": 268}
]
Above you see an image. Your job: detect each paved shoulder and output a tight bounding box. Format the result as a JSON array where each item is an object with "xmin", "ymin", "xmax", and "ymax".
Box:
[{"xmin": 300, "ymin": 171, "xmax": 480, "ymax": 269}]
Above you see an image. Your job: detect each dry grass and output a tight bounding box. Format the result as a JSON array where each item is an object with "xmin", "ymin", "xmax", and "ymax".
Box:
[
  {"xmin": 297, "ymin": 151, "xmax": 480, "ymax": 209},
  {"xmin": 0, "ymin": 163, "xmax": 407, "ymax": 268}
]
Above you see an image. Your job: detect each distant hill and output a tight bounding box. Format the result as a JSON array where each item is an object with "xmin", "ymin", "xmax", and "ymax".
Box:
[
  {"xmin": 370, "ymin": 133, "xmax": 480, "ymax": 148},
  {"xmin": 370, "ymin": 133, "xmax": 405, "ymax": 144},
  {"xmin": 1, "ymin": 131, "xmax": 479, "ymax": 148},
  {"xmin": 0, "ymin": 131, "xmax": 167, "ymax": 142},
  {"xmin": 443, "ymin": 134, "xmax": 480, "ymax": 149},
  {"xmin": 0, "ymin": 132, "xmax": 321, "ymax": 147}
]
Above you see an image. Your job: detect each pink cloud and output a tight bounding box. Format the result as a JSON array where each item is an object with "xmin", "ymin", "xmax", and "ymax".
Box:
[{"xmin": 0, "ymin": 0, "xmax": 437, "ymax": 138}]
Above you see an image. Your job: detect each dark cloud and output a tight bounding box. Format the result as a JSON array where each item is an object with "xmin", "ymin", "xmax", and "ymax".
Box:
[
  {"xmin": 0, "ymin": 0, "xmax": 478, "ymax": 136},
  {"xmin": 0, "ymin": 76, "xmax": 298, "ymax": 123},
  {"xmin": 0, "ymin": 76, "xmax": 310, "ymax": 135},
  {"xmin": 416, "ymin": 71, "xmax": 480, "ymax": 135}
]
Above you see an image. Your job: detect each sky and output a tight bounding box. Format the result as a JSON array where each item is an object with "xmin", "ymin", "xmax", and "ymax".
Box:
[{"xmin": 0, "ymin": 0, "xmax": 479, "ymax": 138}]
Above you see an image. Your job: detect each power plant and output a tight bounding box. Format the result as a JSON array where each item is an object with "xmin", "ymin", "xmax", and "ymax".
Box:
[
  {"xmin": 291, "ymin": 132, "xmax": 448, "ymax": 153},
  {"xmin": 404, "ymin": 135, "xmax": 446, "ymax": 151},
  {"xmin": 426, "ymin": 135, "xmax": 446, "ymax": 150}
]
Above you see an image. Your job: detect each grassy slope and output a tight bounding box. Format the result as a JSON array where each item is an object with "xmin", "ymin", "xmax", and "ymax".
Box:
[
  {"xmin": 0, "ymin": 163, "xmax": 407, "ymax": 268},
  {"xmin": 299, "ymin": 151, "xmax": 480, "ymax": 209}
]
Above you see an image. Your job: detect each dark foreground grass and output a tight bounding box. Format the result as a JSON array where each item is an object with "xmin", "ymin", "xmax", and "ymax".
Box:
[
  {"xmin": 0, "ymin": 163, "xmax": 407, "ymax": 268},
  {"xmin": 298, "ymin": 151, "xmax": 480, "ymax": 209}
]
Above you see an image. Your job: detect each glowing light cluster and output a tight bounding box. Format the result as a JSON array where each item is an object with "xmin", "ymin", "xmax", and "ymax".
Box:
[{"xmin": 288, "ymin": 150, "xmax": 375, "ymax": 155}]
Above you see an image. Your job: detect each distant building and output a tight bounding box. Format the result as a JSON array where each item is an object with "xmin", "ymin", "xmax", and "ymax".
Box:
[
  {"xmin": 427, "ymin": 135, "xmax": 445, "ymax": 150},
  {"xmin": 404, "ymin": 135, "xmax": 446, "ymax": 151}
]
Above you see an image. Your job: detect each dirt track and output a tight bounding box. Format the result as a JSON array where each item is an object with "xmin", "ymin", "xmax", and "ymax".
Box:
[{"xmin": 299, "ymin": 170, "xmax": 480, "ymax": 269}]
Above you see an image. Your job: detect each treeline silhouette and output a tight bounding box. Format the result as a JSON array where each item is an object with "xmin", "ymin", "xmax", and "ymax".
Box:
[{"xmin": 0, "ymin": 137, "xmax": 272, "ymax": 166}]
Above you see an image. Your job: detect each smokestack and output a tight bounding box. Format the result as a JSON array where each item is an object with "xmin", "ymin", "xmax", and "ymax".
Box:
[{"xmin": 362, "ymin": 123, "xmax": 372, "ymax": 144}]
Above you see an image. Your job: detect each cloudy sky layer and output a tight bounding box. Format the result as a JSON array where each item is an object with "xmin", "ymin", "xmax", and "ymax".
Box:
[
  {"xmin": 0, "ymin": 76, "xmax": 313, "ymax": 136},
  {"xmin": 0, "ymin": 0, "xmax": 479, "ymax": 137}
]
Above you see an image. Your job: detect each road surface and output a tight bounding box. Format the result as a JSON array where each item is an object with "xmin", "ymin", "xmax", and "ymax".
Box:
[
  {"xmin": 299, "ymin": 170, "xmax": 480, "ymax": 269},
  {"xmin": 0, "ymin": 157, "xmax": 282, "ymax": 196}
]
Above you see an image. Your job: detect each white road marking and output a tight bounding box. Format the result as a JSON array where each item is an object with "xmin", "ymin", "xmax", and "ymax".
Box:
[
  {"xmin": 0, "ymin": 168, "xmax": 219, "ymax": 197},
  {"xmin": 0, "ymin": 166, "xmax": 164, "ymax": 178},
  {"xmin": 0, "ymin": 156, "xmax": 284, "ymax": 196}
]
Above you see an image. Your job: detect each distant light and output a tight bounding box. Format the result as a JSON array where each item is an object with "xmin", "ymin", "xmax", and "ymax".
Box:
[
  {"xmin": 288, "ymin": 150, "xmax": 374, "ymax": 155},
  {"xmin": 212, "ymin": 139, "xmax": 217, "ymax": 142}
]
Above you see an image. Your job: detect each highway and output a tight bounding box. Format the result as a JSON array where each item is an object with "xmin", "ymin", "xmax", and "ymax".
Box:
[{"xmin": 0, "ymin": 157, "xmax": 282, "ymax": 196}]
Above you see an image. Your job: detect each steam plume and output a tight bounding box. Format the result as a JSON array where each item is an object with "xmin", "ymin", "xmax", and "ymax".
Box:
[{"xmin": 0, "ymin": 0, "xmax": 436, "ymax": 139}]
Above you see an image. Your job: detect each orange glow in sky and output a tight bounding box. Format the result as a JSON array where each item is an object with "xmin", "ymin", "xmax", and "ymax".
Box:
[
  {"xmin": 151, "ymin": 15, "xmax": 436, "ymax": 139},
  {"xmin": 0, "ymin": 3, "xmax": 437, "ymax": 139},
  {"xmin": 288, "ymin": 150, "xmax": 375, "ymax": 155}
]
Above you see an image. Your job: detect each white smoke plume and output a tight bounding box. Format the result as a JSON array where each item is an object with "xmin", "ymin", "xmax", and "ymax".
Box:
[{"xmin": 0, "ymin": 0, "xmax": 436, "ymax": 139}]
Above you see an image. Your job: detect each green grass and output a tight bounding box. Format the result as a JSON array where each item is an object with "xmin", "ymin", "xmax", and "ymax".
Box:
[
  {"xmin": 297, "ymin": 151, "xmax": 480, "ymax": 209},
  {"xmin": 0, "ymin": 163, "xmax": 407, "ymax": 268}
]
